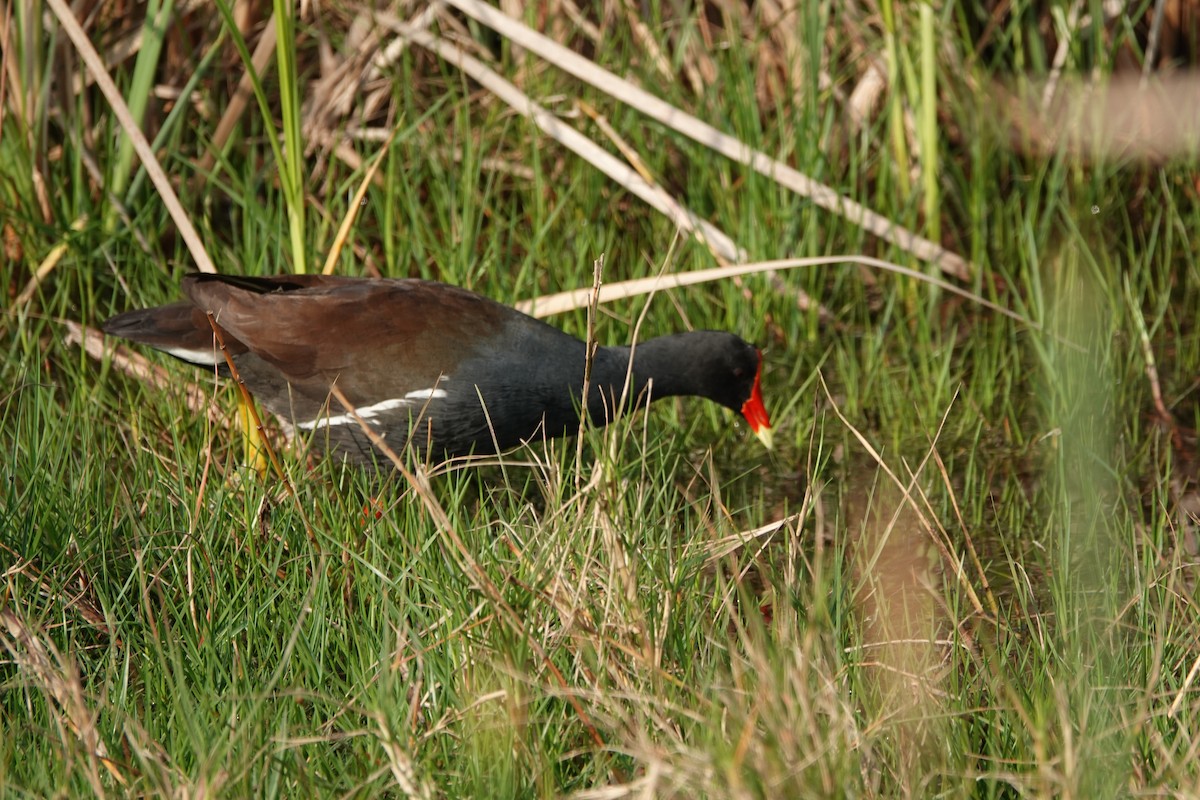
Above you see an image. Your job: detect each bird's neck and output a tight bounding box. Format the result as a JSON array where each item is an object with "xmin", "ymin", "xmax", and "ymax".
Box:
[{"xmin": 584, "ymin": 336, "xmax": 693, "ymax": 423}]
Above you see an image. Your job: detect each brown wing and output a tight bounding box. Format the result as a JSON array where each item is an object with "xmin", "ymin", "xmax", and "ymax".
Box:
[
  {"xmin": 103, "ymin": 300, "xmax": 247, "ymax": 359},
  {"xmin": 181, "ymin": 275, "xmax": 505, "ymax": 407}
]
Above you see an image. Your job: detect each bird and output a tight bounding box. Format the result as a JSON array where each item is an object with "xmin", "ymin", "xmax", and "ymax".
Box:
[{"xmin": 102, "ymin": 273, "xmax": 774, "ymax": 464}]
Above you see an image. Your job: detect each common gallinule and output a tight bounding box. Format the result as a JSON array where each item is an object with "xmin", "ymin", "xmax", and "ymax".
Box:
[{"xmin": 103, "ymin": 274, "xmax": 773, "ymax": 463}]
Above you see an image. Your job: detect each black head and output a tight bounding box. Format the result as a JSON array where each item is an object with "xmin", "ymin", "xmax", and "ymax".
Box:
[{"xmin": 637, "ymin": 331, "xmax": 773, "ymax": 448}]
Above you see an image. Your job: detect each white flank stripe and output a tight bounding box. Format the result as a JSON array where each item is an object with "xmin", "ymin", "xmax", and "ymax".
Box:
[
  {"xmin": 298, "ymin": 387, "xmax": 448, "ymax": 430},
  {"xmin": 163, "ymin": 346, "xmax": 221, "ymax": 366},
  {"xmin": 403, "ymin": 387, "xmax": 448, "ymax": 401}
]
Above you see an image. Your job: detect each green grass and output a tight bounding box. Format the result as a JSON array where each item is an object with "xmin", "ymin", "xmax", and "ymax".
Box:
[{"xmin": 3, "ymin": 2, "xmax": 1200, "ymax": 797}]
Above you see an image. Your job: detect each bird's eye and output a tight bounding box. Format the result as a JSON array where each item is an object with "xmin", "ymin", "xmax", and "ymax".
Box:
[{"xmin": 733, "ymin": 367, "xmax": 745, "ymax": 378}]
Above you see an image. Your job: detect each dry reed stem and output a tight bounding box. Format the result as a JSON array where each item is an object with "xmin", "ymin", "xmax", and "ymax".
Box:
[
  {"xmin": 515, "ymin": 256, "xmax": 1030, "ymax": 332},
  {"xmin": 443, "ymin": 0, "xmax": 971, "ymax": 279},
  {"xmin": 45, "ymin": 0, "xmax": 217, "ymax": 274},
  {"xmin": 373, "ymin": 8, "xmax": 744, "ymax": 263},
  {"xmin": 1, "ymin": 609, "xmax": 127, "ymax": 789},
  {"xmin": 193, "ymin": 14, "xmax": 278, "ymax": 189}
]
